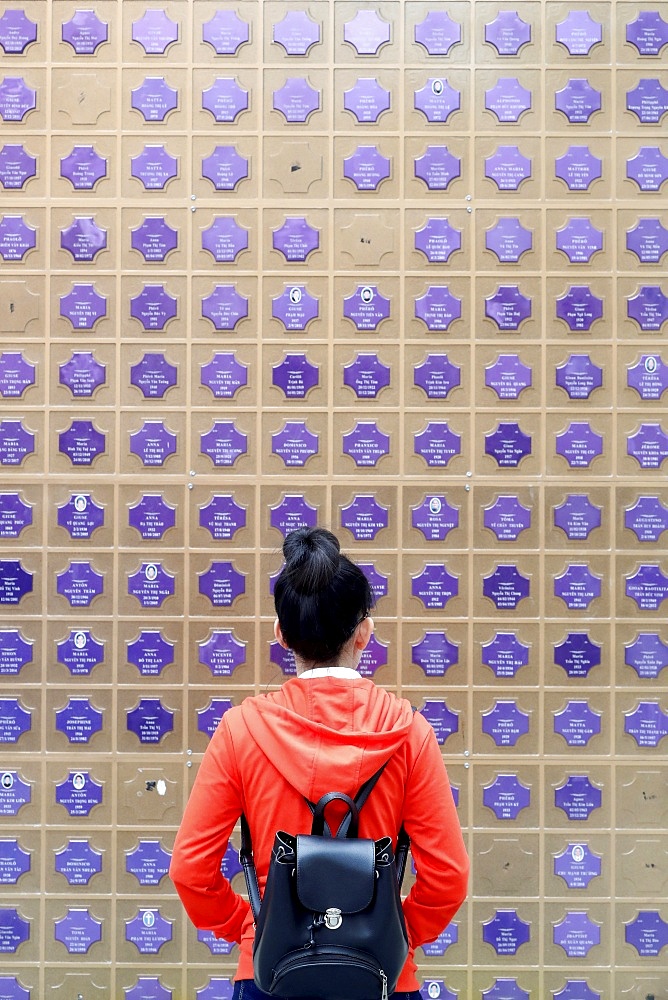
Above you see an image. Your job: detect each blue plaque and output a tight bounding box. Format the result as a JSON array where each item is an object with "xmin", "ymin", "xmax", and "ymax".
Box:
[
  {"xmin": 625, "ymin": 564, "xmax": 668, "ymax": 610},
  {"xmin": 198, "ymin": 929, "xmax": 235, "ymax": 956},
  {"xmin": 344, "ymin": 78, "xmax": 391, "ymax": 124},
  {"xmin": 624, "ymin": 911, "xmax": 668, "ymax": 957},
  {"xmin": 128, "ymin": 563, "xmax": 175, "ymax": 609},
  {"xmin": 0, "ymin": 10, "xmax": 38, "ymax": 54},
  {"xmin": 485, "ymin": 78, "xmax": 532, "ymax": 123},
  {"xmin": 54, "ymin": 840, "xmax": 102, "ymax": 886},
  {"xmin": 272, "ymin": 353, "xmax": 319, "ymax": 398},
  {"xmin": 414, "ymin": 422, "xmax": 461, "ymax": 467},
  {"xmin": 411, "ymin": 632, "xmax": 459, "ymax": 677},
  {"xmin": 554, "ymin": 775, "xmax": 602, "ymax": 821},
  {"xmin": 200, "ymin": 495, "xmax": 246, "ymax": 541},
  {"xmin": 0, "ymin": 771, "xmax": 31, "ymax": 815},
  {"xmin": 483, "ymin": 496, "xmax": 531, "ymax": 542},
  {"xmin": 483, "ymin": 565, "xmax": 530, "ymax": 610},
  {"xmin": 482, "ymin": 910, "xmax": 531, "ymax": 955},
  {"xmin": 556, "ymin": 11, "xmax": 603, "ymax": 55},
  {"xmin": 127, "ymin": 631, "xmax": 174, "ymax": 677},
  {"xmin": 421, "ymin": 924, "xmax": 458, "ymax": 957},
  {"xmin": 130, "ymin": 354, "xmax": 178, "ymax": 399},
  {"xmin": 482, "ymin": 633, "xmax": 530, "ymax": 679},
  {"xmin": 198, "ymin": 562, "xmax": 246, "ymax": 607},
  {"xmin": 60, "ymin": 145, "xmax": 107, "ymax": 191},
  {"xmin": 0, "ymin": 908, "xmax": 30, "ymax": 953},
  {"xmin": 414, "ymin": 79, "xmax": 460, "ymax": 123},
  {"xmin": 357, "ymin": 564, "xmax": 389, "ymax": 605},
  {"xmin": 554, "ymin": 564, "xmax": 602, "ymax": 610},
  {"xmin": 555, "ymin": 146, "xmax": 602, "ymax": 192},
  {"xmin": 0, "ymin": 561, "xmax": 32, "ymax": 604},
  {"xmin": 126, "ymin": 841, "xmax": 172, "ymax": 887},
  {"xmin": 130, "ymin": 285, "xmax": 178, "ymax": 331},
  {"xmin": 55, "ymin": 698, "xmax": 103, "ymax": 744},
  {"xmin": 625, "ymin": 496, "xmax": 668, "ymax": 542},
  {"xmin": 554, "ymin": 633, "xmax": 601, "ymax": 678},
  {"xmin": 485, "ymin": 355, "xmax": 532, "ymax": 400},
  {"xmin": 57, "ymin": 494, "xmax": 104, "ymax": 540},
  {"xmin": 55, "ymin": 771, "xmax": 103, "ymax": 817},
  {"xmin": 485, "ymin": 12, "xmax": 531, "ymax": 55},
  {"xmin": 485, "ymin": 146, "xmax": 532, "ymax": 191},
  {"xmin": 0, "ymin": 493, "xmax": 32, "ymax": 538},
  {"xmin": 553, "ymin": 913, "xmax": 601, "ymax": 959},
  {"xmin": 624, "ymin": 702, "xmax": 668, "ymax": 747},
  {"xmin": 57, "ymin": 630, "xmax": 105, "ymax": 676},
  {"xmin": 0, "ymin": 839, "xmax": 30, "ymax": 884},
  {"xmin": 0, "ymin": 144, "xmax": 37, "ymax": 190},
  {"xmin": 554, "ymin": 495, "xmax": 602, "ymax": 541},
  {"xmin": 58, "ymin": 420, "xmax": 105, "ymax": 466},
  {"xmin": 554, "ymin": 844, "xmax": 602, "ymax": 890},
  {"xmin": 273, "ymin": 10, "xmax": 320, "ymax": 56},
  {"xmin": 56, "ymin": 561, "xmax": 104, "ymax": 607},
  {"xmin": 127, "ymin": 699, "xmax": 174, "ymax": 745},
  {"xmin": 0, "ymin": 420, "xmax": 34, "ymax": 466},
  {"xmin": 627, "ymin": 221, "xmax": 668, "ymax": 264},
  {"xmin": 0, "ymin": 699, "xmax": 31, "ymax": 744},
  {"xmin": 0, "ymin": 631, "xmax": 33, "ymax": 675},
  {"xmin": 128, "ymin": 495, "xmax": 176, "ymax": 541},
  {"xmin": 485, "ymin": 423, "xmax": 532, "ymax": 468},
  {"xmin": 556, "ymin": 355, "xmax": 603, "ymax": 400},
  {"xmin": 420, "ymin": 982, "xmax": 457, "ymax": 1000},
  {"xmin": 196, "ymin": 980, "xmax": 234, "ymax": 1000},
  {"xmin": 625, "ymin": 633, "xmax": 668, "ymax": 680}
]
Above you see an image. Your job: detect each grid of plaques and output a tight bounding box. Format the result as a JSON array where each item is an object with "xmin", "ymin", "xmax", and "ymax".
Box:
[{"xmin": 0, "ymin": 2, "xmax": 667, "ymax": 998}]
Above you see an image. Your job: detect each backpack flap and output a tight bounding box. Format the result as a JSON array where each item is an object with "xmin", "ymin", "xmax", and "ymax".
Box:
[{"xmin": 296, "ymin": 835, "xmax": 376, "ymax": 913}]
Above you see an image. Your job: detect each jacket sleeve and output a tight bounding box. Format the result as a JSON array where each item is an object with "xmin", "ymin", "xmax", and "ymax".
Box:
[
  {"xmin": 401, "ymin": 722, "xmax": 469, "ymax": 947},
  {"xmin": 169, "ymin": 715, "xmax": 251, "ymax": 942}
]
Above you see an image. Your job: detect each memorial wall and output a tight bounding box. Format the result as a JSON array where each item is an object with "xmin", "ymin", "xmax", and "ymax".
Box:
[{"xmin": 0, "ymin": 2, "xmax": 667, "ymax": 998}]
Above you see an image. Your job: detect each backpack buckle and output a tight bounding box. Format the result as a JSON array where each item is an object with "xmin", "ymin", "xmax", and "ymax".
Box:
[{"xmin": 324, "ymin": 908, "xmax": 342, "ymax": 930}]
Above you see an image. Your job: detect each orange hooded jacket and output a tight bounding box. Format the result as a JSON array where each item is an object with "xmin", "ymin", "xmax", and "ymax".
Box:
[{"xmin": 169, "ymin": 673, "xmax": 469, "ymax": 990}]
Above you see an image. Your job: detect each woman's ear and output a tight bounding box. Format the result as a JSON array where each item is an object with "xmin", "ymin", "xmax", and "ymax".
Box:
[
  {"xmin": 274, "ymin": 618, "xmax": 289, "ymax": 649},
  {"xmin": 354, "ymin": 616, "xmax": 374, "ymax": 651}
]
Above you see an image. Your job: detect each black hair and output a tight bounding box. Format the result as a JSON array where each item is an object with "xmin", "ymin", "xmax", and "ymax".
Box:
[{"xmin": 273, "ymin": 527, "xmax": 375, "ymax": 663}]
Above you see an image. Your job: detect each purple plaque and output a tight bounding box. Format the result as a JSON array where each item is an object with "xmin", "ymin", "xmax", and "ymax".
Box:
[
  {"xmin": 414, "ymin": 422, "xmax": 461, "ymax": 467},
  {"xmin": 624, "ymin": 702, "xmax": 668, "ymax": 747},
  {"xmin": 485, "ymin": 285, "xmax": 531, "ymax": 329},
  {"xmin": 343, "ymin": 286, "xmax": 391, "ymax": 331},
  {"xmin": 555, "ymin": 775, "xmax": 602, "ymax": 821},
  {"xmin": 485, "ymin": 145, "xmax": 532, "ymax": 191},
  {"xmin": 271, "ymin": 421, "xmax": 318, "ymax": 467},
  {"xmin": 414, "ymin": 145, "xmax": 461, "ymax": 190},
  {"xmin": 483, "ymin": 774, "xmax": 531, "ymax": 821},
  {"xmin": 482, "ymin": 702, "xmax": 530, "ymax": 748},
  {"xmin": 197, "ymin": 980, "xmax": 234, "ymax": 1000},
  {"xmin": 127, "ymin": 563, "xmax": 175, "ymax": 609},
  {"xmin": 420, "ymin": 982, "xmax": 457, "ymax": 1000},
  {"xmin": 273, "ymin": 77, "xmax": 320, "ymax": 123},
  {"xmin": 484, "ymin": 422, "xmax": 532, "ymax": 467},
  {"xmin": 130, "ymin": 353, "xmax": 178, "ymax": 399},
  {"xmin": 0, "ymin": 839, "xmax": 30, "ymax": 884},
  {"xmin": 414, "ymin": 79, "xmax": 460, "ymax": 123},
  {"xmin": 554, "ymin": 564, "xmax": 602, "ymax": 610},
  {"xmin": 627, "ymin": 79, "xmax": 668, "ymax": 124},
  {"xmin": 485, "ymin": 78, "xmax": 532, "ymax": 122},
  {"xmin": 127, "ymin": 631, "xmax": 174, "ymax": 677},
  {"xmin": 0, "ymin": 77, "xmax": 36, "ymax": 122},
  {"xmin": 624, "ymin": 911, "xmax": 668, "ymax": 957},
  {"xmin": 554, "ymin": 633, "xmax": 601, "ymax": 678},
  {"xmin": 483, "ymin": 565, "xmax": 530, "ymax": 610},
  {"xmin": 202, "ymin": 284, "xmax": 249, "ymax": 331},
  {"xmin": 202, "ymin": 217, "xmax": 248, "ymax": 263},
  {"xmin": 357, "ymin": 564, "xmax": 388, "ymax": 606},
  {"xmin": 62, "ymin": 10, "xmax": 108, "ymax": 55},
  {"xmin": 272, "ymin": 217, "xmax": 318, "ymax": 262},
  {"xmin": 0, "ymin": 771, "xmax": 31, "ymax": 815},
  {"xmin": 625, "ymin": 496, "xmax": 668, "ymax": 542},
  {"xmin": 0, "ymin": 215, "xmax": 36, "ymax": 261},
  {"xmin": 0, "ymin": 699, "xmax": 31, "ymax": 743},
  {"xmin": 0, "ymin": 10, "xmax": 37, "ymax": 54},
  {"xmin": 271, "ymin": 285, "xmax": 319, "ymax": 331},
  {"xmin": 627, "ymin": 146, "xmax": 668, "ymax": 192},
  {"xmin": 555, "ymin": 285, "xmax": 604, "ymax": 331},
  {"xmin": 201, "ymin": 146, "xmax": 249, "ymax": 191},
  {"xmin": 54, "ymin": 908, "xmax": 102, "ymax": 954},
  {"xmin": 127, "ymin": 699, "xmax": 174, "ymax": 744},
  {"xmin": 342, "ymin": 421, "xmax": 389, "ymax": 467},
  {"xmin": 0, "ymin": 909, "xmax": 29, "ymax": 953},
  {"xmin": 0, "ymin": 144, "xmax": 36, "ymax": 190},
  {"xmin": 625, "ymin": 633, "xmax": 668, "ymax": 680},
  {"xmin": 555, "ymin": 146, "xmax": 602, "ymax": 192},
  {"xmin": 270, "ymin": 641, "xmax": 296, "ymax": 677},
  {"xmin": 626, "ymin": 12, "xmax": 668, "ymax": 56},
  {"xmin": 344, "ymin": 78, "xmax": 391, "ymax": 124},
  {"xmin": 553, "ymin": 912, "xmax": 600, "ymax": 958},
  {"xmin": 55, "ymin": 771, "xmax": 103, "ymax": 817},
  {"xmin": 556, "ymin": 218, "xmax": 603, "ymax": 263},
  {"xmin": 419, "ymin": 700, "xmax": 459, "ymax": 745},
  {"xmin": 414, "ymin": 218, "xmax": 461, "ymax": 263},
  {"xmin": 482, "ymin": 633, "xmax": 530, "ymax": 679},
  {"xmin": 412, "ymin": 632, "xmax": 459, "ymax": 677},
  {"xmin": 202, "ymin": 11, "xmax": 249, "ymax": 56},
  {"xmin": 198, "ymin": 929, "xmax": 235, "ymax": 957},
  {"xmin": 201, "ymin": 353, "xmax": 248, "ymax": 399},
  {"xmin": 56, "ymin": 561, "xmax": 104, "ymax": 607},
  {"xmin": 484, "ymin": 496, "xmax": 531, "ymax": 541},
  {"xmin": 273, "ymin": 11, "xmax": 321, "ymax": 56},
  {"xmin": 60, "ymin": 145, "xmax": 107, "ymax": 191},
  {"xmin": 485, "ymin": 12, "xmax": 531, "ymax": 55},
  {"xmin": 414, "ymin": 354, "xmax": 461, "ymax": 399},
  {"xmin": 199, "ymin": 495, "xmax": 246, "ymax": 540},
  {"xmin": 411, "ymin": 564, "xmax": 458, "ymax": 610},
  {"xmin": 59, "ymin": 352, "xmax": 106, "ymax": 397},
  {"xmin": 57, "ymin": 494, "xmax": 105, "ymax": 540},
  {"xmin": 415, "ymin": 286, "xmax": 461, "ymax": 330},
  {"xmin": 60, "ymin": 283, "xmax": 107, "ymax": 329},
  {"xmin": 554, "ymin": 495, "xmax": 602, "ymax": 541},
  {"xmin": 483, "ymin": 910, "xmax": 530, "ymax": 955},
  {"xmin": 132, "ymin": 217, "xmax": 178, "ymax": 262},
  {"xmin": 129, "ymin": 421, "xmax": 177, "ymax": 467},
  {"xmin": 0, "ymin": 421, "xmax": 34, "ymax": 466},
  {"xmin": 125, "ymin": 910, "xmax": 172, "ymax": 955},
  {"xmin": 132, "ymin": 10, "xmax": 178, "ymax": 54},
  {"xmin": 625, "ymin": 564, "xmax": 668, "ymax": 610},
  {"xmin": 200, "ymin": 421, "xmax": 247, "ymax": 467},
  {"xmin": 627, "ymin": 423, "xmax": 668, "ymax": 469},
  {"xmin": 55, "ymin": 698, "xmax": 103, "ymax": 744},
  {"xmin": 344, "ymin": 353, "xmax": 391, "ymax": 398},
  {"xmin": 57, "ymin": 630, "xmax": 104, "ymax": 676},
  {"xmin": 415, "ymin": 12, "xmax": 461, "ymax": 56},
  {"xmin": 485, "ymin": 355, "xmax": 532, "ymax": 400},
  {"xmin": 270, "ymin": 495, "xmax": 317, "ymax": 538},
  {"xmin": 343, "ymin": 10, "xmax": 391, "ymax": 55},
  {"xmin": 130, "ymin": 284, "xmax": 178, "ymax": 330},
  {"xmin": 627, "ymin": 219, "xmax": 668, "ymax": 265},
  {"xmin": 199, "ymin": 630, "xmax": 246, "ymax": 678},
  {"xmin": 411, "ymin": 496, "xmax": 458, "ymax": 542},
  {"xmin": 0, "ymin": 630, "xmax": 33, "ymax": 675},
  {"xmin": 198, "ymin": 562, "xmax": 245, "ymax": 608},
  {"xmin": 420, "ymin": 925, "xmax": 458, "ymax": 957},
  {"xmin": 202, "ymin": 78, "xmax": 249, "ymax": 124},
  {"xmin": 556, "ymin": 12, "xmax": 602, "ymax": 55},
  {"xmin": 197, "ymin": 698, "xmax": 233, "ymax": 739},
  {"xmin": 627, "ymin": 285, "xmax": 668, "ymax": 331},
  {"xmin": 126, "ymin": 841, "xmax": 171, "ymax": 887},
  {"xmin": 60, "ymin": 217, "xmax": 106, "ymax": 263},
  {"xmin": 130, "ymin": 145, "xmax": 178, "ymax": 191},
  {"xmin": 340, "ymin": 496, "xmax": 388, "ymax": 541},
  {"xmin": 0, "ymin": 353, "xmax": 34, "ymax": 398},
  {"xmin": 343, "ymin": 145, "xmax": 391, "ymax": 191},
  {"xmin": 554, "ymin": 701, "xmax": 601, "ymax": 746},
  {"xmin": 132, "ymin": 77, "xmax": 178, "ymax": 122},
  {"xmin": 556, "ymin": 355, "xmax": 603, "ymax": 400},
  {"xmin": 128, "ymin": 495, "xmax": 176, "ymax": 541},
  {"xmin": 486, "ymin": 218, "xmax": 533, "ymax": 263},
  {"xmin": 554, "ymin": 844, "xmax": 602, "ymax": 890},
  {"xmin": 555, "ymin": 79, "xmax": 602, "ymax": 124}
]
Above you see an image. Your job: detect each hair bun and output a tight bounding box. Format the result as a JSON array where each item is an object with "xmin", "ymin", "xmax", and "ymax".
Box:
[{"xmin": 282, "ymin": 528, "xmax": 340, "ymax": 594}]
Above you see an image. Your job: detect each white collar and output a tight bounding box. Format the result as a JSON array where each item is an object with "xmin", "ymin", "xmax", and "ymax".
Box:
[{"xmin": 298, "ymin": 666, "xmax": 360, "ymax": 679}]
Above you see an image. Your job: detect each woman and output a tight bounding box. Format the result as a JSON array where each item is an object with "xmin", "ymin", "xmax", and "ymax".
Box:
[{"xmin": 170, "ymin": 527, "xmax": 469, "ymax": 1000}]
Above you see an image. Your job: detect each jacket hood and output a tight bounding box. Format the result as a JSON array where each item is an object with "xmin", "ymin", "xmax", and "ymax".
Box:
[{"xmin": 239, "ymin": 676, "xmax": 414, "ymax": 802}]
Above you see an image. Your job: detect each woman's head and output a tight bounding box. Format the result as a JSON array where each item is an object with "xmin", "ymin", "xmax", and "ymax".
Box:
[{"xmin": 273, "ymin": 527, "xmax": 375, "ymax": 665}]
